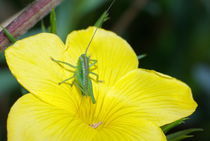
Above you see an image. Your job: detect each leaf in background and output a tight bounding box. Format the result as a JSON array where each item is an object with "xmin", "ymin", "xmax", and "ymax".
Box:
[
  {"xmin": 0, "ymin": 52, "xmax": 5, "ymax": 63},
  {"xmin": 201, "ymin": 0, "xmax": 210, "ymax": 15},
  {"xmin": 41, "ymin": 20, "xmax": 47, "ymax": 32},
  {"xmin": 167, "ymin": 128, "xmax": 203, "ymax": 141},
  {"xmin": 20, "ymin": 87, "xmax": 28, "ymax": 95},
  {"xmin": 94, "ymin": 0, "xmax": 116, "ymax": 28},
  {"xmin": 144, "ymin": 1, "xmax": 162, "ymax": 16},
  {"xmin": 190, "ymin": 20, "xmax": 210, "ymax": 61},
  {"xmin": 0, "ymin": 69, "xmax": 19, "ymax": 95},
  {"xmin": 76, "ymin": 0, "xmax": 105, "ymax": 16},
  {"xmin": 193, "ymin": 64, "xmax": 210, "ymax": 93},
  {"xmin": 161, "ymin": 118, "xmax": 188, "ymax": 133},
  {"xmin": 94, "ymin": 9, "xmax": 109, "ymax": 27},
  {"xmin": 137, "ymin": 54, "xmax": 147, "ymax": 60},
  {"xmin": 56, "ymin": 0, "xmax": 105, "ymax": 40},
  {"xmin": 56, "ymin": 0, "xmax": 74, "ymax": 40},
  {"xmin": 50, "ymin": 8, "xmax": 57, "ymax": 34},
  {"xmin": 19, "ymin": 28, "xmax": 42, "ymax": 39}
]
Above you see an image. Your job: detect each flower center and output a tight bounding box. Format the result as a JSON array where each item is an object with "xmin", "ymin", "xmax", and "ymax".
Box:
[{"xmin": 89, "ymin": 122, "xmax": 103, "ymax": 129}]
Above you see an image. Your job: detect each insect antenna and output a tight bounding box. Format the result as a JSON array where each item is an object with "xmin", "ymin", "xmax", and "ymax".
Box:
[
  {"xmin": 84, "ymin": 0, "xmax": 116, "ymax": 55},
  {"xmin": 84, "ymin": 28, "xmax": 98, "ymax": 55}
]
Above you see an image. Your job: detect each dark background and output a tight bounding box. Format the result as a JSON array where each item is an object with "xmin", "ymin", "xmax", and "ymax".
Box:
[{"xmin": 0, "ymin": 0, "xmax": 210, "ymax": 140}]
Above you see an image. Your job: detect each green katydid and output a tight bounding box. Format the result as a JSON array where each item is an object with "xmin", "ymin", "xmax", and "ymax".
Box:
[
  {"xmin": 51, "ymin": 29, "xmax": 100, "ymax": 103},
  {"xmin": 51, "ymin": 0, "xmax": 115, "ymax": 104},
  {"xmin": 51, "ymin": 29, "xmax": 101, "ymax": 104}
]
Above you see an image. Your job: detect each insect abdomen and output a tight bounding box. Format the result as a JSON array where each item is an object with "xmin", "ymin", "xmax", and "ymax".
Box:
[{"xmin": 75, "ymin": 54, "xmax": 91, "ymax": 95}]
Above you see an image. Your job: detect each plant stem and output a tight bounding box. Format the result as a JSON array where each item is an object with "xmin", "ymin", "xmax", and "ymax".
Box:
[{"xmin": 0, "ymin": 0, "xmax": 62, "ymax": 51}]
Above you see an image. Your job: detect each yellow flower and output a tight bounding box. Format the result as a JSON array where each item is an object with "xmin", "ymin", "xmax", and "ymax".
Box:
[{"xmin": 6, "ymin": 27, "xmax": 197, "ymax": 141}]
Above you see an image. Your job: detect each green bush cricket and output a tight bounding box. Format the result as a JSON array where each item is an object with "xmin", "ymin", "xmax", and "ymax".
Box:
[
  {"xmin": 51, "ymin": 29, "xmax": 101, "ymax": 104},
  {"xmin": 51, "ymin": 0, "xmax": 115, "ymax": 104}
]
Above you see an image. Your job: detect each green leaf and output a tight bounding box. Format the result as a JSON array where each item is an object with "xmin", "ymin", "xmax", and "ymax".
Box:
[
  {"xmin": 137, "ymin": 54, "xmax": 147, "ymax": 60},
  {"xmin": 94, "ymin": 11, "xmax": 109, "ymax": 27},
  {"xmin": 0, "ymin": 69, "xmax": 19, "ymax": 95},
  {"xmin": 94, "ymin": 0, "xmax": 115, "ymax": 28},
  {"xmin": 50, "ymin": 8, "xmax": 57, "ymax": 34},
  {"xmin": 19, "ymin": 28, "xmax": 42, "ymax": 39},
  {"xmin": 0, "ymin": 25, "xmax": 16, "ymax": 43},
  {"xmin": 0, "ymin": 52, "xmax": 5, "ymax": 63},
  {"xmin": 41, "ymin": 20, "xmax": 47, "ymax": 32},
  {"xmin": 56, "ymin": 0, "xmax": 106, "ymax": 40},
  {"xmin": 167, "ymin": 128, "xmax": 203, "ymax": 141},
  {"xmin": 75, "ymin": 0, "xmax": 106, "ymax": 17},
  {"xmin": 162, "ymin": 118, "xmax": 188, "ymax": 133},
  {"xmin": 20, "ymin": 87, "xmax": 29, "ymax": 95}
]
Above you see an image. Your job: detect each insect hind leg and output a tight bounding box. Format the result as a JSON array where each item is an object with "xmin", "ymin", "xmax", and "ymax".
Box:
[{"xmin": 73, "ymin": 82, "xmax": 86, "ymax": 96}]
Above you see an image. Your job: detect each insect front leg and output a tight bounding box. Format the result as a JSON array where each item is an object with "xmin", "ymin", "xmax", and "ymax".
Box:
[
  {"xmin": 89, "ymin": 72, "xmax": 103, "ymax": 83},
  {"xmin": 58, "ymin": 75, "xmax": 75, "ymax": 85},
  {"xmin": 69, "ymin": 80, "xmax": 75, "ymax": 87},
  {"xmin": 89, "ymin": 59, "xmax": 97, "ymax": 67},
  {"xmin": 51, "ymin": 57, "xmax": 76, "ymax": 68},
  {"xmin": 63, "ymin": 80, "xmax": 75, "ymax": 87}
]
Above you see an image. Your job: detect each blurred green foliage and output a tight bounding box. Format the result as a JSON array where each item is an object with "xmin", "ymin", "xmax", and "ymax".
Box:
[{"xmin": 0, "ymin": 0, "xmax": 210, "ymax": 140}]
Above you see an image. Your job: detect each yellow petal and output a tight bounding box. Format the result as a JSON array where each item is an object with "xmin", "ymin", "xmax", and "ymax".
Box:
[
  {"xmin": 65, "ymin": 27, "xmax": 138, "ymax": 87},
  {"xmin": 5, "ymin": 33, "xmax": 76, "ymax": 111},
  {"xmin": 92, "ymin": 118, "xmax": 166, "ymax": 141},
  {"xmin": 8, "ymin": 93, "xmax": 166, "ymax": 141},
  {"xmin": 70, "ymin": 84, "xmax": 166, "ymax": 141},
  {"xmin": 111, "ymin": 69, "xmax": 197, "ymax": 126},
  {"xmin": 7, "ymin": 94, "xmax": 97, "ymax": 141}
]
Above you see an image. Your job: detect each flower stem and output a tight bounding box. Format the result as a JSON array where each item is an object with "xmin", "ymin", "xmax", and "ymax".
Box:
[{"xmin": 0, "ymin": 0, "xmax": 62, "ymax": 51}]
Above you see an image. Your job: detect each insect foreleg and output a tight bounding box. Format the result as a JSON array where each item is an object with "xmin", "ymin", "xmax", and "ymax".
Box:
[
  {"xmin": 89, "ymin": 59, "xmax": 97, "ymax": 67},
  {"xmin": 62, "ymin": 80, "xmax": 75, "ymax": 87},
  {"xmin": 89, "ymin": 72, "xmax": 103, "ymax": 82},
  {"xmin": 51, "ymin": 57, "xmax": 76, "ymax": 68},
  {"xmin": 69, "ymin": 80, "xmax": 75, "ymax": 87},
  {"xmin": 90, "ymin": 59, "xmax": 97, "ymax": 62},
  {"xmin": 58, "ymin": 75, "xmax": 75, "ymax": 85}
]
